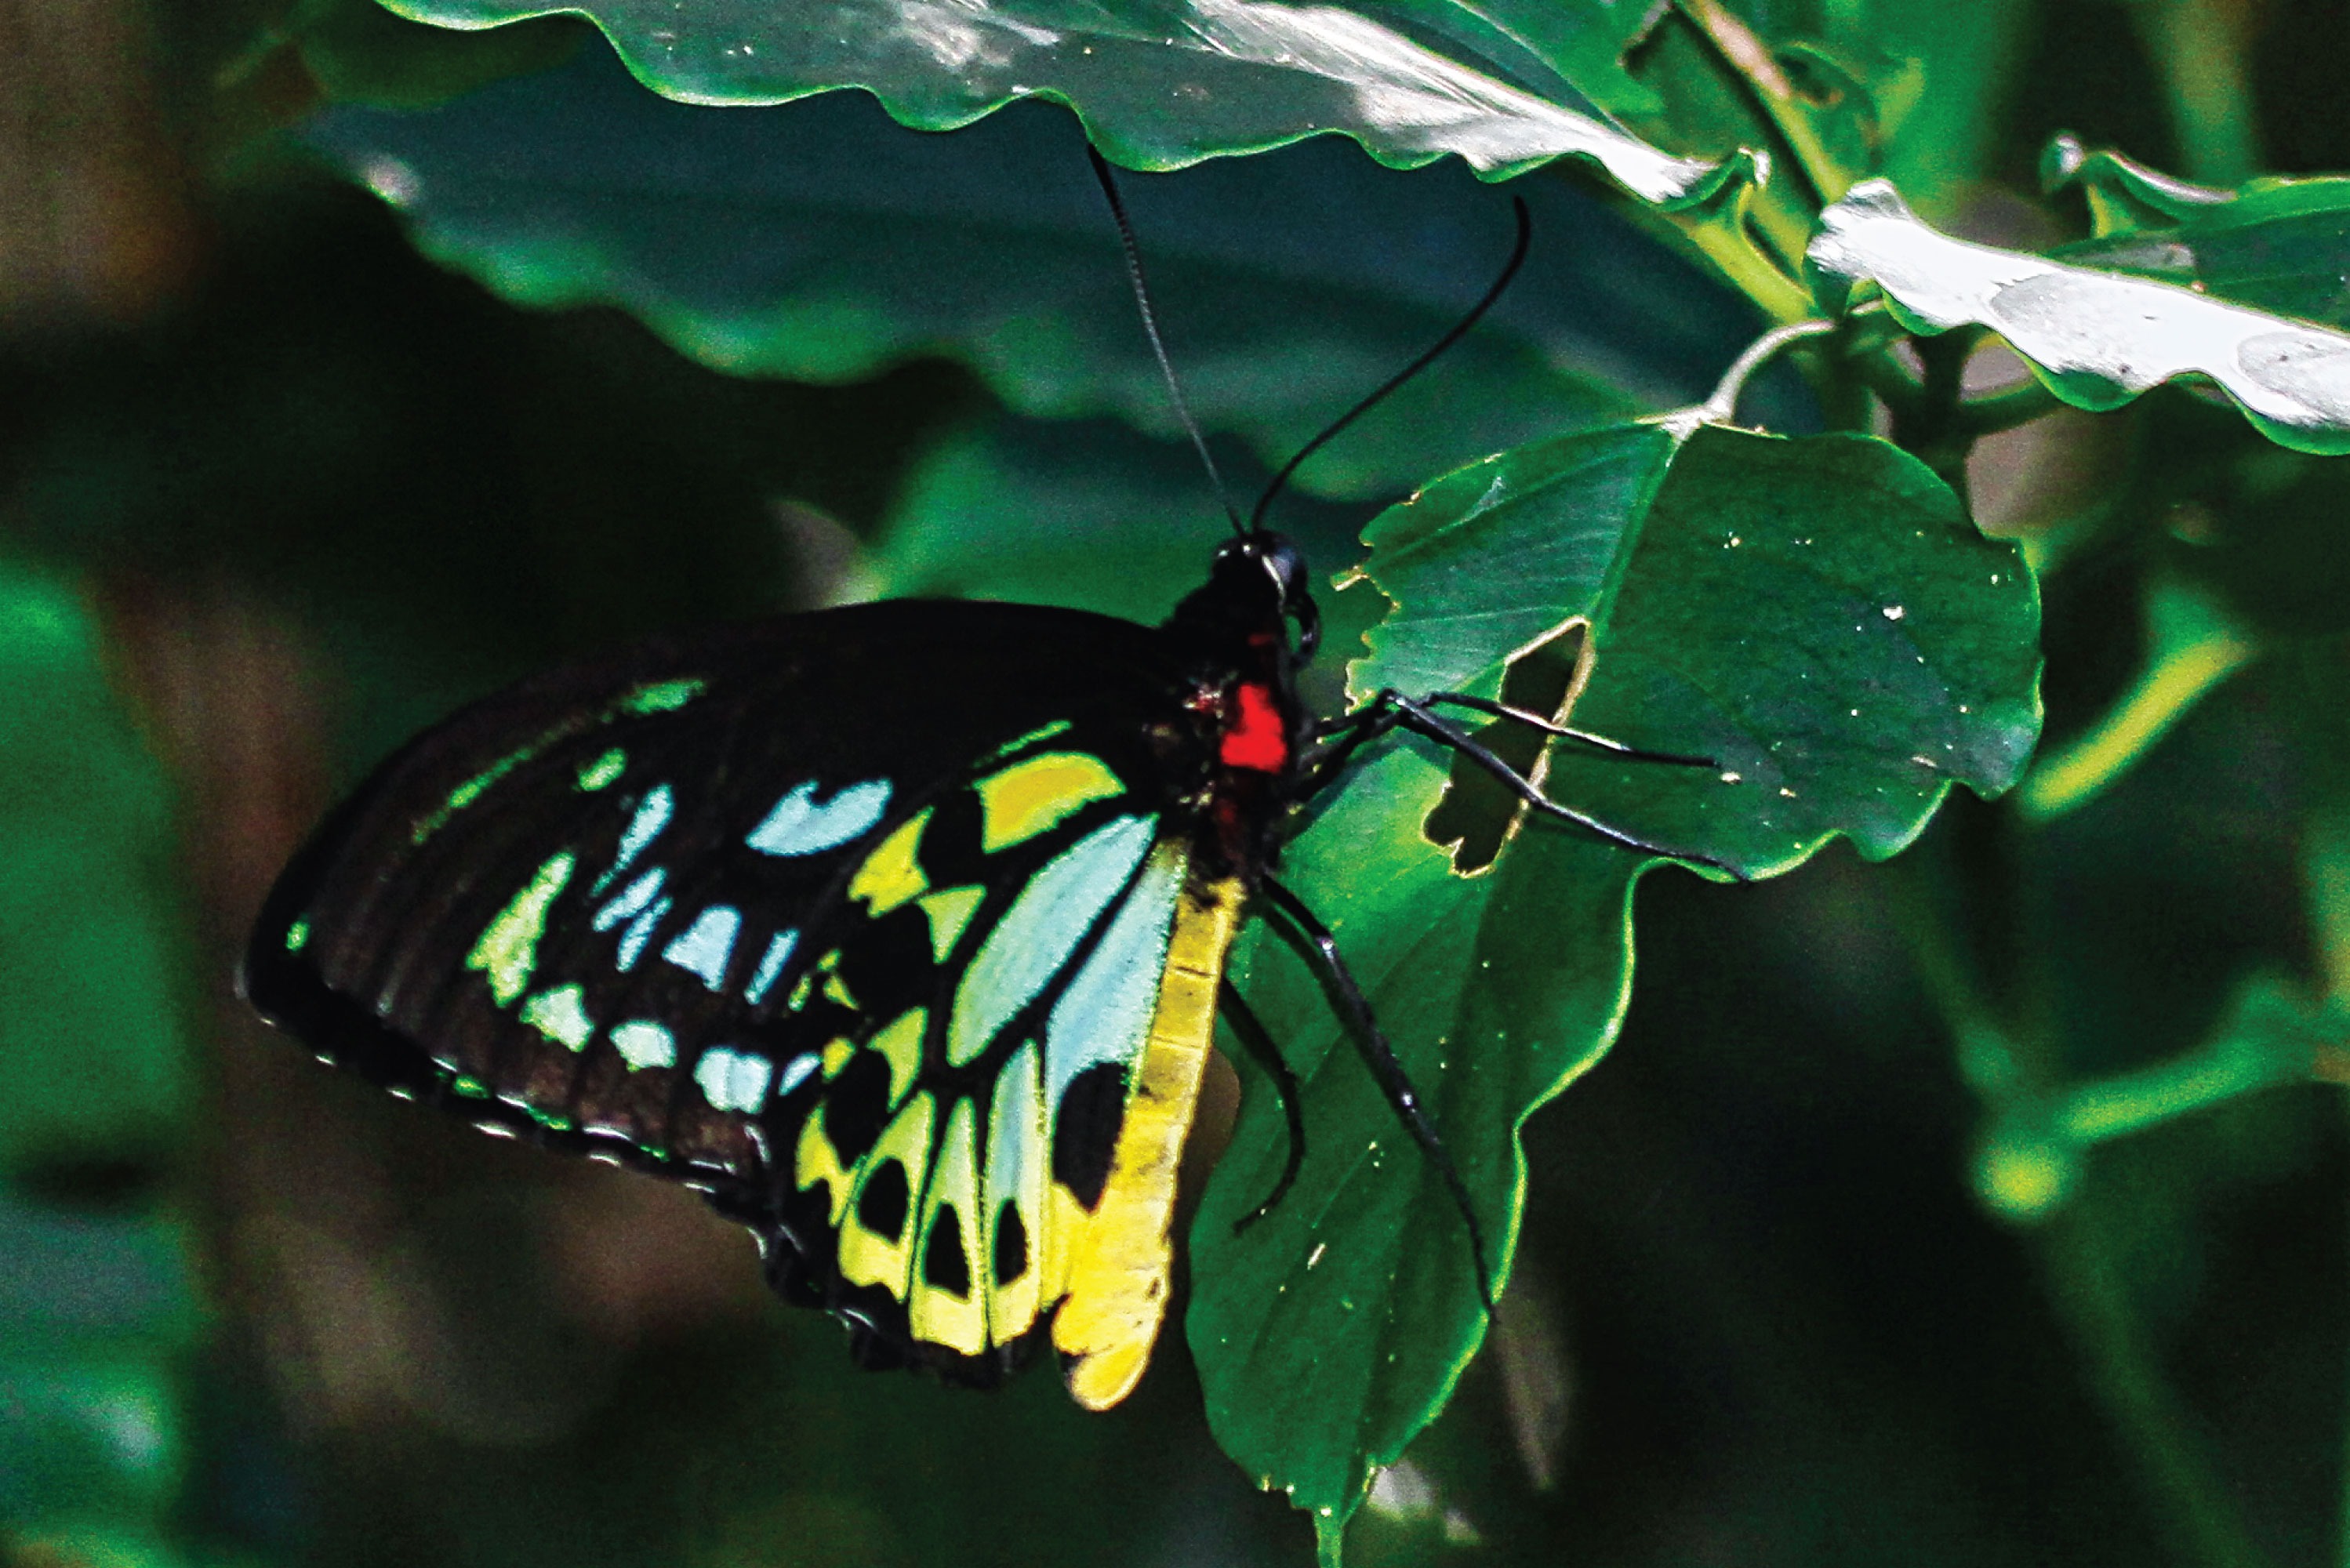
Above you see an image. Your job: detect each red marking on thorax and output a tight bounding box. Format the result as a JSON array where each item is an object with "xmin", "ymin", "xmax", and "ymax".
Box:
[{"xmin": 1219, "ymin": 682, "xmax": 1288, "ymax": 772}]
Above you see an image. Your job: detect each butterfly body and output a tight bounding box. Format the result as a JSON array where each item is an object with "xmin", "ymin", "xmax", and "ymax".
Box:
[{"xmin": 244, "ymin": 535, "xmax": 1321, "ymax": 1406}]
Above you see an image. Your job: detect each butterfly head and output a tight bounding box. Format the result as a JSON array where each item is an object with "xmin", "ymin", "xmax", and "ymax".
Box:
[{"xmin": 1182, "ymin": 531, "xmax": 1320, "ymax": 666}]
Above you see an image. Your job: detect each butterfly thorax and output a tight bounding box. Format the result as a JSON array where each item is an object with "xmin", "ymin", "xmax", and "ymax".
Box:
[{"xmin": 1159, "ymin": 533, "xmax": 1317, "ymax": 888}]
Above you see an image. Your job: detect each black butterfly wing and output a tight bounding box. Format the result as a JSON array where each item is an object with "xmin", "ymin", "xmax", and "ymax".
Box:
[{"xmin": 244, "ymin": 599, "xmax": 1232, "ymax": 1394}]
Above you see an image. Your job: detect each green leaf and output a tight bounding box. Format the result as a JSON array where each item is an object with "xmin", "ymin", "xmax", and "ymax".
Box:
[
  {"xmin": 1974, "ymin": 973, "xmax": 2341, "ymax": 1222},
  {"xmin": 0, "ymin": 561, "xmax": 189, "ymax": 1176},
  {"xmin": 306, "ymin": 45, "xmax": 1779, "ymax": 496},
  {"xmin": 1190, "ymin": 423, "xmax": 2041, "ymax": 1554},
  {"xmin": 2047, "ymin": 148, "xmax": 2350, "ymax": 333},
  {"xmin": 376, "ymin": 0, "xmax": 1737, "ymax": 198},
  {"xmin": 1808, "ymin": 179, "xmax": 2350, "ymax": 456},
  {"xmin": 297, "ymin": 0, "xmax": 587, "ymax": 107}
]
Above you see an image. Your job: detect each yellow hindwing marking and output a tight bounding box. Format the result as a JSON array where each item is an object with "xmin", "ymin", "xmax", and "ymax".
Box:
[
  {"xmin": 974, "ymin": 752, "xmax": 1124, "ymax": 852},
  {"xmin": 1052, "ymin": 870, "xmax": 1245, "ymax": 1411},
  {"xmin": 909, "ymin": 1097, "xmax": 987, "ymax": 1356},
  {"xmin": 467, "ymin": 852, "xmax": 576, "ymax": 1006},
  {"xmin": 794, "ymin": 1109, "xmax": 852, "ymax": 1225},
  {"xmin": 870, "ymin": 1007, "xmax": 926, "ymax": 1107},
  {"xmin": 837, "ymin": 1093, "xmax": 936, "ymax": 1296},
  {"xmin": 916, "ymin": 884, "xmax": 986, "ymax": 962},
  {"xmin": 848, "ymin": 809, "xmax": 932, "ymax": 915}
]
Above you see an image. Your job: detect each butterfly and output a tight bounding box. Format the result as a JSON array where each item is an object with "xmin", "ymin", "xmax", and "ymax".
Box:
[{"xmin": 240, "ymin": 165, "xmax": 1720, "ymax": 1411}]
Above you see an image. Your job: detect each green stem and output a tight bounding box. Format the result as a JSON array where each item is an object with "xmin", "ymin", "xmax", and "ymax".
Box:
[
  {"xmin": 2133, "ymin": 0, "xmax": 2261, "ymax": 187},
  {"xmin": 1683, "ymin": 317, "xmax": 1836, "ymax": 429},
  {"xmin": 1956, "ymin": 377, "xmax": 2063, "ymax": 438},
  {"xmin": 1673, "ymin": 0, "xmax": 1854, "ymax": 209},
  {"xmin": 2018, "ymin": 580, "xmax": 2257, "ymax": 822},
  {"xmin": 1890, "ymin": 820, "xmax": 2266, "ymax": 1568},
  {"xmin": 2038, "ymin": 1202, "xmax": 2272, "ymax": 1568}
]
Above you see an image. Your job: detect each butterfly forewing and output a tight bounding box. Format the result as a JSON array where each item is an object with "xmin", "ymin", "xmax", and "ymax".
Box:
[{"xmin": 245, "ymin": 601, "xmax": 1231, "ymax": 1385}]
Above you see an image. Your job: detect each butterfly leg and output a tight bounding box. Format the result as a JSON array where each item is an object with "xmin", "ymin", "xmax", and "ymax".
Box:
[
  {"xmin": 1328, "ymin": 689, "xmax": 1743, "ymax": 878},
  {"xmin": 1257, "ymin": 874, "xmax": 1498, "ymax": 1313},
  {"xmin": 1217, "ymin": 978, "xmax": 1306, "ymax": 1232},
  {"xmin": 1415, "ymin": 691, "xmax": 1720, "ymax": 769}
]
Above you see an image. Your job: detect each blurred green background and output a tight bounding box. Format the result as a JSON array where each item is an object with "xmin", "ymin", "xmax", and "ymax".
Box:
[{"xmin": 8, "ymin": 1, "xmax": 2350, "ymax": 1564}]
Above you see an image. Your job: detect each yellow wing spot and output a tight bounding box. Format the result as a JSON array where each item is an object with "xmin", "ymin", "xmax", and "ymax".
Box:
[
  {"xmin": 837, "ymin": 1094, "xmax": 936, "ymax": 1297},
  {"xmin": 916, "ymin": 885, "xmax": 986, "ymax": 962},
  {"xmin": 910, "ymin": 1097, "xmax": 987, "ymax": 1356},
  {"xmin": 794, "ymin": 1111, "xmax": 852, "ymax": 1225},
  {"xmin": 983, "ymin": 718, "xmax": 1073, "ymax": 764},
  {"xmin": 1052, "ymin": 873, "xmax": 1244, "ymax": 1411},
  {"xmin": 821, "ymin": 1038, "xmax": 855, "ymax": 1078},
  {"xmin": 848, "ymin": 808, "xmax": 932, "ymax": 915},
  {"xmin": 576, "ymin": 748, "xmax": 626, "ymax": 791},
  {"xmin": 466, "ymin": 852, "xmax": 576, "ymax": 1007},
  {"xmin": 792, "ymin": 949, "xmax": 852, "ymax": 1013},
  {"xmin": 975, "ymin": 752, "xmax": 1124, "ymax": 852},
  {"xmin": 869, "ymin": 1007, "xmax": 927, "ymax": 1106},
  {"xmin": 616, "ymin": 677, "xmax": 704, "ymax": 715}
]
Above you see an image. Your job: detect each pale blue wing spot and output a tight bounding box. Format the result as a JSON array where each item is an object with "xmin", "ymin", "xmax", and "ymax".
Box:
[
  {"xmin": 947, "ymin": 815, "xmax": 1158, "ymax": 1068},
  {"xmin": 596, "ymin": 784, "xmax": 674, "ymax": 894},
  {"xmin": 664, "ymin": 906, "xmax": 742, "ymax": 989},
  {"xmin": 611, "ymin": 1020, "xmax": 677, "ymax": 1071},
  {"xmin": 593, "ymin": 868, "xmax": 666, "ymax": 931},
  {"xmin": 772, "ymin": 1051, "xmax": 822, "ymax": 1099},
  {"xmin": 1044, "ymin": 843, "xmax": 1185, "ymax": 1106},
  {"xmin": 744, "ymin": 930, "xmax": 799, "ymax": 1007},
  {"xmin": 695, "ymin": 1046, "xmax": 772, "ymax": 1112},
  {"xmin": 746, "ymin": 779, "xmax": 892, "ymax": 857},
  {"xmin": 616, "ymin": 895, "xmax": 673, "ymax": 971},
  {"xmin": 521, "ymin": 983, "xmax": 595, "ymax": 1051}
]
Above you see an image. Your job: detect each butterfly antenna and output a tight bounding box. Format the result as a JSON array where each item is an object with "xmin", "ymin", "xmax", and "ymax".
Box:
[
  {"xmin": 1088, "ymin": 146, "xmax": 1246, "ymax": 537},
  {"xmin": 1250, "ymin": 195, "xmax": 1532, "ymax": 534}
]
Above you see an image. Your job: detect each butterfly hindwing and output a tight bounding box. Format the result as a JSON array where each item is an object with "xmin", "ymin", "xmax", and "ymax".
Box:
[{"xmin": 244, "ymin": 600, "xmax": 1239, "ymax": 1391}]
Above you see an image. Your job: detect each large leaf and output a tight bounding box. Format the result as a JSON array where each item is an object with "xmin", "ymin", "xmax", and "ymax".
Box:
[
  {"xmin": 0, "ymin": 563, "xmax": 189, "ymax": 1174},
  {"xmin": 0, "ymin": 560, "xmax": 201, "ymax": 1545},
  {"xmin": 376, "ymin": 0, "xmax": 1737, "ymax": 198},
  {"xmin": 307, "ymin": 43, "xmax": 1780, "ymax": 497},
  {"xmin": 1807, "ymin": 179, "xmax": 2350, "ymax": 457},
  {"xmin": 1190, "ymin": 423, "xmax": 2041, "ymax": 1557},
  {"xmin": 2046, "ymin": 143, "xmax": 2350, "ymax": 333}
]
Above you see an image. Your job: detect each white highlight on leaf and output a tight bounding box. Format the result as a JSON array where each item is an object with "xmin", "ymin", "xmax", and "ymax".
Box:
[
  {"xmin": 1172, "ymin": 0, "xmax": 1710, "ymax": 193},
  {"xmin": 694, "ymin": 1046, "xmax": 773, "ymax": 1112},
  {"xmin": 537, "ymin": 0, "xmax": 1722, "ymax": 201},
  {"xmin": 1809, "ymin": 180, "xmax": 2350, "ymax": 447},
  {"xmin": 663, "ymin": 905, "xmax": 742, "ymax": 989},
  {"xmin": 746, "ymin": 778, "xmax": 892, "ymax": 856}
]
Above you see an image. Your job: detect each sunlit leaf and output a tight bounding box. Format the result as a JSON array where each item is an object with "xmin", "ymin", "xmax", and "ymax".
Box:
[
  {"xmin": 379, "ymin": 0, "xmax": 1744, "ymax": 200},
  {"xmin": 2046, "ymin": 141, "xmax": 2350, "ymax": 332},
  {"xmin": 1191, "ymin": 422, "xmax": 2041, "ymax": 1555},
  {"xmin": 307, "ymin": 44, "xmax": 1779, "ymax": 496},
  {"xmin": 1809, "ymin": 179, "xmax": 2350, "ymax": 456},
  {"xmin": 0, "ymin": 562, "xmax": 187, "ymax": 1175}
]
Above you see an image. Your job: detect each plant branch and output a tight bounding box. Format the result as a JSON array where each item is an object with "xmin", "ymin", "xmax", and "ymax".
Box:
[
  {"xmin": 1685, "ymin": 317, "xmax": 1837, "ymax": 428},
  {"xmin": 1673, "ymin": 0, "xmax": 1852, "ymax": 209}
]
